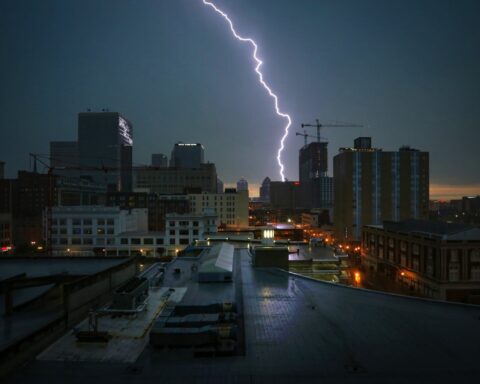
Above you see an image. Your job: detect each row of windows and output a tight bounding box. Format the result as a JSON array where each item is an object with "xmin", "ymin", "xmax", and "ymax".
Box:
[
  {"xmin": 168, "ymin": 229, "xmax": 198, "ymax": 236},
  {"xmin": 52, "ymin": 227, "xmax": 114, "ymax": 235},
  {"xmin": 195, "ymin": 196, "xmax": 235, "ymax": 201},
  {"xmin": 52, "ymin": 218, "xmax": 114, "ymax": 226},
  {"xmin": 52, "ymin": 237, "xmax": 115, "ymax": 245},
  {"xmin": 121, "ymin": 237, "xmax": 164, "ymax": 245},
  {"xmin": 168, "ymin": 221, "xmax": 199, "ymax": 227}
]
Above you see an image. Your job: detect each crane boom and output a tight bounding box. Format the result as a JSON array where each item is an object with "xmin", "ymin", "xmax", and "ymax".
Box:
[
  {"xmin": 301, "ymin": 118, "xmax": 363, "ymax": 142},
  {"xmin": 295, "ymin": 131, "xmax": 327, "ymax": 146}
]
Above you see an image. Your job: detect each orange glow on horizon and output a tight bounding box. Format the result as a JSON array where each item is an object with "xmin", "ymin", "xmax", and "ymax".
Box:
[{"xmin": 430, "ymin": 183, "xmax": 480, "ymax": 200}]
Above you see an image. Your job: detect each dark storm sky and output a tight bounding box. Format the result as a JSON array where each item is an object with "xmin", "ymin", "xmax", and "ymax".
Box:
[{"xmin": 1, "ymin": 0, "xmax": 479, "ymax": 196}]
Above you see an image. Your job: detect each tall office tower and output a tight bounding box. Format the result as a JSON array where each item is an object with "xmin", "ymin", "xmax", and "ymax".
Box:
[
  {"xmin": 298, "ymin": 141, "xmax": 332, "ymax": 209},
  {"xmin": 151, "ymin": 153, "xmax": 168, "ymax": 168},
  {"xmin": 237, "ymin": 178, "xmax": 249, "ymax": 194},
  {"xmin": 78, "ymin": 112, "xmax": 133, "ymax": 192},
  {"xmin": 216, "ymin": 178, "xmax": 224, "ymax": 194},
  {"xmin": 50, "ymin": 141, "xmax": 78, "ymax": 168},
  {"xmin": 170, "ymin": 143, "xmax": 205, "ymax": 168},
  {"xmin": 334, "ymin": 137, "xmax": 429, "ymax": 242},
  {"xmin": 260, "ymin": 177, "xmax": 271, "ymax": 202}
]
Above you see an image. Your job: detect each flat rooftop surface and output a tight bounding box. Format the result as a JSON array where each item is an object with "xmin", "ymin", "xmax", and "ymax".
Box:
[
  {"xmin": 9, "ymin": 248, "xmax": 480, "ymax": 383},
  {"xmin": 161, "ymin": 253, "xmax": 235, "ymax": 306},
  {"xmin": 0, "ymin": 257, "xmax": 129, "ymax": 280}
]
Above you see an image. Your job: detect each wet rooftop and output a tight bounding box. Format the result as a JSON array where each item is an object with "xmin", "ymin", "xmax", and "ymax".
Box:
[{"xmin": 8, "ymin": 248, "xmax": 480, "ymax": 383}]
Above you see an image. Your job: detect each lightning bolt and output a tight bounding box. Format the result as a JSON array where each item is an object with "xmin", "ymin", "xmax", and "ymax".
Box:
[{"xmin": 201, "ymin": 0, "xmax": 292, "ymax": 181}]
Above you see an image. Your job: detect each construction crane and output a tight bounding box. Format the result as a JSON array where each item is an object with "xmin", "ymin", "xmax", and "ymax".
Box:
[
  {"xmin": 301, "ymin": 119, "xmax": 364, "ymax": 143},
  {"xmin": 295, "ymin": 131, "xmax": 327, "ymax": 146},
  {"xmin": 29, "ymin": 153, "xmax": 140, "ymax": 255}
]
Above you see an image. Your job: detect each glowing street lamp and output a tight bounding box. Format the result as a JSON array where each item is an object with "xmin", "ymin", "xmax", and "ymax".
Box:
[{"xmin": 354, "ymin": 272, "xmax": 361, "ymax": 285}]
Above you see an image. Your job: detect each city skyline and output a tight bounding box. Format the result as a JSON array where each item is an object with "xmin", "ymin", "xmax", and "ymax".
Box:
[{"xmin": 1, "ymin": 0, "xmax": 479, "ymax": 198}]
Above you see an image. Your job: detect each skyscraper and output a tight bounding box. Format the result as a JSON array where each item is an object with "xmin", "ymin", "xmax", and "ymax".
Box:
[
  {"xmin": 217, "ymin": 178, "xmax": 224, "ymax": 194},
  {"xmin": 298, "ymin": 141, "xmax": 333, "ymax": 209},
  {"xmin": 151, "ymin": 153, "xmax": 168, "ymax": 168},
  {"xmin": 333, "ymin": 138, "xmax": 429, "ymax": 241},
  {"xmin": 78, "ymin": 112, "xmax": 133, "ymax": 192},
  {"xmin": 259, "ymin": 177, "xmax": 271, "ymax": 202},
  {"xmin": 299, "ymin": 141, "xmax": 328, "ymax": 180},
  {"xmin": 170, "ymin": 143, "xmax": 205, "ymax": 168},
  {"xmin": 237, "ymin": 178, "xmax": 249, "ymax": 194}
]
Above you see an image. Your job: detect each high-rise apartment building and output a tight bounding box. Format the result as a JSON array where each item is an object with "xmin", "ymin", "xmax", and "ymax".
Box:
[
  {"xmin": 170, "ymin": 143, "xmax": 205, "ymax": 168},
  {"xmin": 78, "ymin": 112, "xmax": 133, "ymax": 192},
  {"xmin": 334, "ymin": 138, "xmax": 429, "ymax": 241}
]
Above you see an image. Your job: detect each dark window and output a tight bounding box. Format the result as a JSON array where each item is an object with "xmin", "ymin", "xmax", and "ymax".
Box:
[
  {"xmin": 170, "ymin": 238, "xmax": 175, "ymax": 245},
  {"xmin": 170, "ymin": 230, "xmax": 175, "ymax": 236},
  {"xmin": 71, "ymin": 238, "xmax": 81, "ymax": 245},
  {"xmin": 143, "ymin": 238, "xmax": 153, "ymax": 245},
  {"xmin": 83, "ymin": 228, "xmax": 92, "ymax": 235},
  {"xmin": 83, "ymin": 219, "xmax": 92, "ymax": 226},
  {"xmin": 131, "ymin": 238, "xmax": 141, "ymax": 245},
  {"xmin": 193, "ymin": 221, "xmax": 199, "ymax": 227},
  {"xmin": 97, "ymin": 219, "xmax": 105, "ymax": 225},
  {"xmin": 180, "ymin": 229, "xmax": 189, "ymax": 235},
  {"xmin": 193, "ymin": 229, "xmax": 198, "ymax": 236},
  {"xmin": 156, "ymin": 238, "xmax": 164, "ymax": 245},
  {"xmin": 107, "ymin": 219, "xmax": 114, "ymax": 225},
  {"xmin": 72, "ymin": 227, "xmax": 81, "ymax": 235},
  {"xmin": 120, "ymin": 238, "xmax": 128, "ymax": 245},
  {"xmin": 169, "ymin": 221, "xmax": 175, "ymax": 227},
  {"xmin": 180, "ymin": 238, "xmax": 189, "ymax": 245}
]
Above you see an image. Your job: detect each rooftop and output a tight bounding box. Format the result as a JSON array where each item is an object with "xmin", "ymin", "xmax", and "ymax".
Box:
[{"xmin": 7, "ymin": 247, "xmax": 480, "ymax": 383}]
